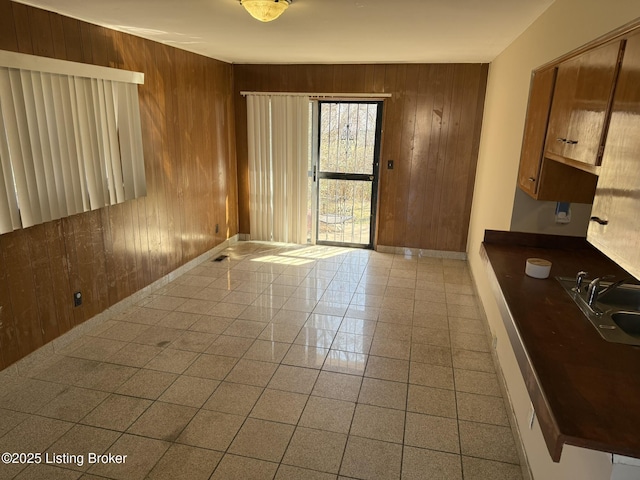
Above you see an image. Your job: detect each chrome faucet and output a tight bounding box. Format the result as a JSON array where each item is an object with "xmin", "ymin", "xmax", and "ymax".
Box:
[
  {"xmin": 586, "ymin": 276, "xmax": 628, "ymax": 307},
  {"xmin": 575, "ymin": 271, "xmax": 589, "ymax": 292}
]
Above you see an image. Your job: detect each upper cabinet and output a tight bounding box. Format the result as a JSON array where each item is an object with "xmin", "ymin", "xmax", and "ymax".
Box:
[
  {"xmin": 588, "ymin": 31, "xmax": 640, "ymax": 281},
  {"xmin": 545, "ymin": 41, "xmax": 623, "ymax": 167},
  {"xmin": 517, "ymin": 34, "xmax": 630, "ymax": 203}
]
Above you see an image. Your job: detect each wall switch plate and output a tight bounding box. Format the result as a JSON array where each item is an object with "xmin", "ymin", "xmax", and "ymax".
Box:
[
  {"xmin": 73, "ymin": 291, "xmax": 82, "ymax": 307},
  {"xmin": 387, "ymin": 160, "xmax": 394, "ymax": 169}
]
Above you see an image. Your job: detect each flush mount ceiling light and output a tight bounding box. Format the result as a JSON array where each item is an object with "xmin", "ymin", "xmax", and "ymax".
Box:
[{"xmin": 240, "ymin": 0, "xmax": 292, "ymax": 22}]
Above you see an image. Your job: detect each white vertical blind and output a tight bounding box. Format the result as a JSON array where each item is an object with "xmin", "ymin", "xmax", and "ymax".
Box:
[
  {"xmin": 0, "ymin": 56, "xmax": 146, "ymax": 234},
  {"xmin": 247, "ymin": 94, "xmax": 309, "ymax": 243}
]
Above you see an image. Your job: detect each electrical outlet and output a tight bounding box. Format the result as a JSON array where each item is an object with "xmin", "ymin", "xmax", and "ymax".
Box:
[
  {"xmin": 73, "ymin": 291, "xmax": 82, "ymax": 307},
  {"xmin": 492, "ymin": 335, "xmax": 498, "ymax": 350}
]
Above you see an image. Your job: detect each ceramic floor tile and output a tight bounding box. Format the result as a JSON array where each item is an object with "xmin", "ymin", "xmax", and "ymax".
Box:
[
  {"xmin": 249, "ymin": 388, "xmax": 308, "ymax": 424},
  {"xmin": 127, "ymin": 401, "xmax": 197, "ymax": 441},
  {"xmin": 350, "ymin": 404, "xmax": 405, "ymax": 444},
  {"xmin": 156, "ymin": 311, "xmax": 203, "ymax": 330},
  {"xmin": 169, "ymin": 331, "xmax": 218, "ymax": 352},
  {"xmin": 282, "ymin": 427, "xmax": 347, "ymax": 474},
  {"xmin": 202, "ymin": 381, "xmax": 263, "ymax": 415},
  {"xmin": 74, "ymin": 363, "xmax": 139, "ymax": 392},
  {"xmin": 188, "ymin": 316, "xmax": 233, "ymax": 335},
  {"xmin": 323, "ymin": 350, "xmax": 368, "ymax": 376},
  {"xmin": 294, "ymin": 327, "xmax": 336, "ymax": 349},
  {"xmin": 204, "ymin": 335, "xmax": 254, "ymax": 357},
  {"xmin": 373, "ymin": 323, "xmax": 412, "ymax": 341},
  {"xmin": 105, "ymin": 343, "xmax": 163, "ymax": 368},
  {"xmin": 410, "ymin": 343, "xmax": 452, "ymax": 367},
  {"xmin": 131, "ymin": 327, "xmax": 183, "ymax": 348},
  {"xmin": 409, "ymin": 362, "xmax": 455, "ymax": 390},
  {"xmin": 457, "ymin": 391, "xmax": 510, "ymax": 426},
  {"xmin": 158, "ymin": 375, "xmax": 219, "ymax": 408},
  {"xmin": 116, "ymin": 369, "xmax": 178, "ymax": 399},
  {"xmin": 364, "ymin": 356, "xmax": 409, "ymax": 383},
  {"xmin": 80, "ymin": 394, "xmax": 151, "ymax": 431},
  {"xmin": 312, "ymin": 371, "xmax": 362, "ymax": 402},
  {"xmin": 369, "ymin": 337, "xmax": 411, "ymax": 360},
  {"xmin": 243, "ymin": 340, "xmax": 291, "ymax": 363},
  {"xmin": 147, "ymin": 444, "xmax": 222, "ymax": 480},
  {"xmin": 46, "ymin": 424, "xmax": 121, "ymax": 472},
  {"xmin": 338, "ymin": 318, "xmax": 377, "ymax": 337},
  {"xmin": 331, "ymin": 332, "xmax": 373, "ymax": 354},
  {"xmin": 0, "ymin": 244, "xmax": 526, "ymax": 480},
  {"xmin": 12, "ymin": 464, "xmax": 82, "ymax": 479},
  {"xmin": 37, "ymin": 386, "xmax": 109, "ymax": 422},
  {"xmin": 298, "ymin": 396, "xmax": 355, "ymax": 434},
  {"xmin": 222, "ymin": 319, "xmax": 267, "ymax": 339},
  {"xmin": 404, "ymin": 412, "xmax": 460, "ymax": 454},
  {"xmin": 451, "ymin": 331, "xmax": 490, "ymax": 353},
  {"xmin": 461, "ymin": 456, "xmax": 524, "ymax": 480},
  {"xmin": 304, "ymin": 313, "xmax": 343, "ymax": 332},
  {"xmin": 183, "ymin": 353, "xmax": 238, "ymax": 380},
  {"xmin": 453, "ymin": 369, "xmax": 502, "ymax": 397},
  {"xmin": 176, "ymin": 409, "xmax": 244, "ymax": 451},
  {"xmin": 228, "ymin": 418, "xmax": 294, "ymax": 462},
  {"xmin": 210, "ymin": 454, "xmax": 278, "ymax": 480},
  {"xmin": 267, "ymin": 365, "xmax": 319, "ymax": 394},
  {"xmin": 340, "ymin": 436, "xmax": 402, "ymax": 480},
  {"xmin": 282, "ymin": 344, "xmax": 329, "ymax": 369},
  {"xmin": 225, "ymin": 359, "xmax": 278, "ymax": 387},
  {"xmin": 459, "ymin": 420, "xmax": 520, "ymax": 464},
  {"xmin": 259, "ymin": 323, "xmax": 303, "ymax": 343},
  {"xmin": 0, "ymin": 408, "xmax": 28, "ymax": 437},
  {"xmin": 0, "ymin": 415, "xmax": 74, "ymax": 455},
  {"xmin": 402, "ymin": 446, "xmax": 462, "ymax": 480},
  {"xmin": 452, "ymin": 349, "xmax": 495, "ymax": 373},
  {"xmin": 275, "ymin": 464, "xmax": 338, "ymax": 480},
  {"xmin": 88, "ymin": 433, "xmax": 170, "ymax": 480},
  {"xmin": 407, "ymin": 384, "xmax": 457, "ymax": 418},
  {"xmin": 358, "ymin": 377, "xmax": 407, "ymax": 410}
]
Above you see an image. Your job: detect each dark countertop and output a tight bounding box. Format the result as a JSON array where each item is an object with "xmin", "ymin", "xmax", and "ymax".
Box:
[{"xmin": 481, "ymin": 230, "xmax": 640, "ymax": 462}]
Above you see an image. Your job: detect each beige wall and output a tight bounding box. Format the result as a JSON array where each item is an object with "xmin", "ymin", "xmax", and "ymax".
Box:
[{"xmin": 467, "ymin": 0, "xmax": 640, "ymax": 477}]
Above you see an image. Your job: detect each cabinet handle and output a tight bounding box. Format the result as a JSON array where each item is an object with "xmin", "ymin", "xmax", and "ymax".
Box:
[
  {"xmin": 566, "ymin": 139, "xmax": 578, "ymax": 145},
  {"xmin": 556, "ymin": 137, "xmax": 567, "ymax": 143},
  {"xmin": 528, "ymin": 177, "xmax": 536, "ymax": 182},
  {"xmin": 590, "ymin": 216, "xmax": 609, "ymax": 225}
]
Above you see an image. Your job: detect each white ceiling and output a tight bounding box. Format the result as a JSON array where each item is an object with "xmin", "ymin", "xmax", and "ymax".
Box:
[{"xmin": 16, "ymin": 0, "xmax": 555, "ymax": 64}]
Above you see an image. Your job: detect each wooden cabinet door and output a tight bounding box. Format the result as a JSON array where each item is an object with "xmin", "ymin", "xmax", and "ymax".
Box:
[
  {"xmin": 588, "ymin": 33, "xmax": 640, "ymax": 280},
  {"xmin": 518, "ymin": 68, "xmax": 556, "ymax": 196},
  {"xmin": 546, "ymin": 41, "xmax": 622, "ymax": 166}
]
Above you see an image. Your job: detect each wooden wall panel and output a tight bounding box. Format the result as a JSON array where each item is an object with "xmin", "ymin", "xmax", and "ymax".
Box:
[
  {"xmin": 233, "ymin": 62, "xmax": 488, "ymax": 252},
  {"xmin": 0, "ymin": 0, "xmax": 239, "ymax": 369}
]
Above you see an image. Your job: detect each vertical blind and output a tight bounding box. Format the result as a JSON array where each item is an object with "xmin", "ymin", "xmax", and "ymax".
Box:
[
  {"xmin": 0, "ymin": 52, "xmax": 146, "ymax": 234},
  {"xmin": 247, "ymin": 94, "xmax": 310, "ymax": 244}
]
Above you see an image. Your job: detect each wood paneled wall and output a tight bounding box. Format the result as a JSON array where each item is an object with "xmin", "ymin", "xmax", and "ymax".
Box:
[
  {"xmin": 233, "ymin": 63, "xmax": 488, "ymax": 252},
  {"xmin": 0, "ymin": 0, "xmax": 238, "ymax": 370}
]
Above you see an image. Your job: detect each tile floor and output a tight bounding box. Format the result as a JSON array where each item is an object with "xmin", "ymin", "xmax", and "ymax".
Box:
[{"xmin": 0, "ymin": 242, "xmax": 525, "ymax": 480}]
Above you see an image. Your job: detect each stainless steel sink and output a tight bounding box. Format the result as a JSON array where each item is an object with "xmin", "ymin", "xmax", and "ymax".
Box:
[
  {"xmin": 611, "ymin": 312, "xmax": 640, "ymax": 337},
  {"xmin": 557, "ymin": 277, "xmax": 640, "ymax": 346}
]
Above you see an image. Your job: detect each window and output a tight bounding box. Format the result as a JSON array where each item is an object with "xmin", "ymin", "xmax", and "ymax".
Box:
[{"xmin": 0, "ymin": 50, "xmax": 146, "ymax": 234}]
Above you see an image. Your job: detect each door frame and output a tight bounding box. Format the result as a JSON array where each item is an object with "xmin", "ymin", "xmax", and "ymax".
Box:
[{"xmin": 311, "ymin": 100, "xmax": 383, "ymax": 249}]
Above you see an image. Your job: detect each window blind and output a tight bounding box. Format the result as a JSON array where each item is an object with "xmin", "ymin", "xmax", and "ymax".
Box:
[{"xmin": 0, "ymin": 51, "xmax": 146, "ymax": 234}]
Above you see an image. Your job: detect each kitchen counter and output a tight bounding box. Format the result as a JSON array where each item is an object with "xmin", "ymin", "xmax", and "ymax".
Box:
[{"xmin": 481, "ymin": 230, "xmax": 640, "ymax": 462}]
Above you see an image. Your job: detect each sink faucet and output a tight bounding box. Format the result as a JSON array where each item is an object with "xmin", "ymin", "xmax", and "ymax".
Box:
[
  {"xmin": 575, "ymin": 271, "xmax": 589, "ymax": 292},
  {"xmin": 586, "ymin": 276, "xmax": 628, "ymax": 307}
]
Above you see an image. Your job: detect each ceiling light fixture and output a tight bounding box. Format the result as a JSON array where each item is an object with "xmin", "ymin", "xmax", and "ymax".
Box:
[{"xmin": 240, "ymin": 0, "xmax": 292, "ymax": 23}]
